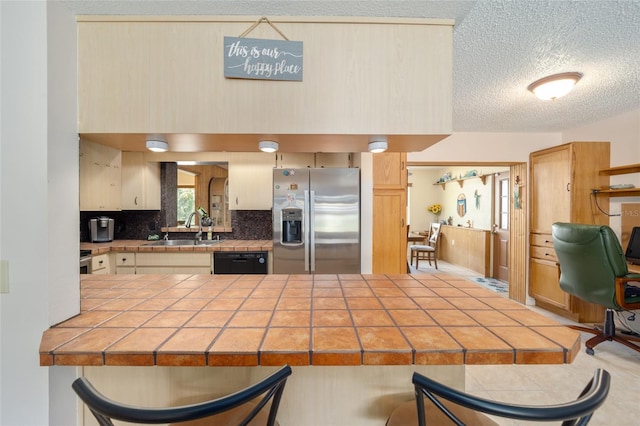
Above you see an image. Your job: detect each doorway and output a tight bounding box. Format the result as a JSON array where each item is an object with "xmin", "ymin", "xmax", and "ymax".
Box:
[
  {"xmin": 406, "ymin": 162, "xmax": 528, "ymax": 304},
  {"xmin": 493, "ymin": 171, "xmax": 510, "ymax": 282}
]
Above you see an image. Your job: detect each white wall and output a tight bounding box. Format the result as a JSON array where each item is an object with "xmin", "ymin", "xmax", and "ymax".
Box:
[
  {"xmin": 47, "ymin": 2, "xmax": 80, "ymax": 425},
  {"xmin": 409, "ymin": 132, "xmax": 561, "ymax": 162},
  {"xmin": 409, "ymin": 166, "xmax": 508, "ymax": 233},
  {"xmin": 562, "ymin": 108, "xmax": 640, "ymax": 238},
  {"xmin": 1, "ymin": 2, "xmax": 78, "ymax": 425},
  {"xmin": 1, "ymin": 2, "xmax": 50, "ymax": 425}
]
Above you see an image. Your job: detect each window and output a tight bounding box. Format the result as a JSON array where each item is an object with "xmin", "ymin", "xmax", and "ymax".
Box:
[
  {"xmin": 177, "ymin": 169, "xmax": 196, "ymax": 225},
  {"xmin": 499, "ymin": 178, "xmax": 509, "ymax": 230}
]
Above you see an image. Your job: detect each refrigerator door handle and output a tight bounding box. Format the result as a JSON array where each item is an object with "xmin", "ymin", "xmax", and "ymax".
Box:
[
  {"xmin": 304, "ymin": 190, "xmax": 310, "ymax": 272},
  {"xmin": 309, "ymin": 190, "xmax": 316, "ymax": 272}
]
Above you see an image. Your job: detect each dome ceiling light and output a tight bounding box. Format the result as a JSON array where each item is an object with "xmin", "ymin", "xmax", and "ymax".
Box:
[{"xmin": 527, "ymin": 72, "xmax": 582, "ymax": 100}]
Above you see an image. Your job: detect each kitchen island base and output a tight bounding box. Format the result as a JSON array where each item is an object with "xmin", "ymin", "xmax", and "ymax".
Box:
[{"xmin": 81, "ymin": 364, "xmax": 464, "ymax": 426}]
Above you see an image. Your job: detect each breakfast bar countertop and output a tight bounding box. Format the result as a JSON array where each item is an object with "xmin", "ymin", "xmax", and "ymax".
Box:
[
  {"xmin": 39, "ymin": 273, "xmax": 581, "ymax": 367},
  {"xmin": 81, "ymin": 239, "xmax": 273, "ymax": 254}
]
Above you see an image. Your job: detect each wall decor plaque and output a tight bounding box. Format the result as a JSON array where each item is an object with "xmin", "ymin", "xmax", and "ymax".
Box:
[{"xmin": 224, "ymin": 36, "xmax": 303, "ymax": 81}]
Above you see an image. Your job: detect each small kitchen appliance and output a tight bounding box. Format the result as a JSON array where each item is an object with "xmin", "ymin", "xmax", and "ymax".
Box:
[{"xmin": 89, "ymin": 216, "xmax": 114, "ymax": 243}]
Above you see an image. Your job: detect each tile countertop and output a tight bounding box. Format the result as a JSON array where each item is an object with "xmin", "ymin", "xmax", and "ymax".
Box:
[
  {"xmin": 81, "ymin": 239, "xmax": 273, "ymax": 254},
  {"xmin": 39, "ymin": 273, "xmax": 581, "ymax": 367}
]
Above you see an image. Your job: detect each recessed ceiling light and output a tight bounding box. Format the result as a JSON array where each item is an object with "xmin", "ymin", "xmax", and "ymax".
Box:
[
  {"xmin": 527, "ymin": 72, "xmax": 582, "ymax": 100},
  {"xmin": 368, "ymin": 136, "xmax": 388, "ymax": 153},
  {"xmin": 259, "ymin": 140, "xmax": 279, "ymax": 153},
  {"xmin": 146, "ymin": 139, "xmax": 168, "ymax": 152}
]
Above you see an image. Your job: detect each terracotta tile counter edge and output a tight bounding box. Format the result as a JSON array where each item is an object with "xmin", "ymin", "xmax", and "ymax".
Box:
[
  {"xmin": 40, "ymin": 274, "xmax": 581, "ymax": 367},
  {"xmin": 81, "ymin": 239, "xmax": 273, "ymax": 254}
]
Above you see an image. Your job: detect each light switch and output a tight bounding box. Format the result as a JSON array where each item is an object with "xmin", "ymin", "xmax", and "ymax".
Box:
[{"xmin": 0, "ymin": 260, "xmax": 9, "ymax": 293}]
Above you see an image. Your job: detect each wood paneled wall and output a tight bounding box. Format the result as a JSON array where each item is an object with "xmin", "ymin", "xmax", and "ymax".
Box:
[
  {"xmin": 78, "ymin": 16, "xmax": 453, "ymax": 136},
  {"xmin": 509, "ymin": 163, "xmax": 528, "ymax": 303},
  {"xmin": 438, "ymin": 225, "xmax": 491, "ymax": 276}
]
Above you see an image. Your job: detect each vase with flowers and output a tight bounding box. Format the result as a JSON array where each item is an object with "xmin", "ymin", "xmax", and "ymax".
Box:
[{"xmin": 427, "ymin": 203, "xmax": 442, "ymax": 223}]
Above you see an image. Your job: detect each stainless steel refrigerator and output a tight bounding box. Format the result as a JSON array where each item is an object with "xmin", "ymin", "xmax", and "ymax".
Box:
[{"xmin": 273, "ymin": 168, "xmax": 360, "ymax": 274}]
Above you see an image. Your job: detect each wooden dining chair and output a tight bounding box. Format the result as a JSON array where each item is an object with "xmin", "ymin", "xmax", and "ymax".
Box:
[{"xmin": 409, "ymin": 223, "xmax": 441, "ymax": 269}]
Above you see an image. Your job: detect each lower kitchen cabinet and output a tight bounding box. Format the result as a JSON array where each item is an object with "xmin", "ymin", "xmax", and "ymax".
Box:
[
  {"xmin": 91, "ymin": 253, "xmax": 112, "ymax": 274},
  {"xmin": 135, "ymin": 252, "xmax": 212, "ymax": 274},
  {"xmin": 115, "ymin": 252, "xmax": 136, "ymax": 274}
]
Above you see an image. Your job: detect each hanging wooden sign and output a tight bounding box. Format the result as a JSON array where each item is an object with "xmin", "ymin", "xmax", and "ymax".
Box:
[{"xmin": 224, "ymin": 36, "xmax": 303, "ymax": 81}]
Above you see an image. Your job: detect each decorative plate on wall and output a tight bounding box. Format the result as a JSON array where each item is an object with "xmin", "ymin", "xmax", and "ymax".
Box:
[{"xmin": 457, "ymin": 194, "xmax": 467, "ymax": 217}]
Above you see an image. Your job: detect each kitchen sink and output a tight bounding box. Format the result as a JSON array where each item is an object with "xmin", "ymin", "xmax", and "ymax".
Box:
[{"xmin": 143, "ymin": 239, "xmax": 224, "ymax": 246}]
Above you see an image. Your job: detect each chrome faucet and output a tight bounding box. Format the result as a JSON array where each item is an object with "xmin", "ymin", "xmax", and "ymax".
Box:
[{"xmin": 185, "ymin": 211, "xmax": 203, "ymax": 242}]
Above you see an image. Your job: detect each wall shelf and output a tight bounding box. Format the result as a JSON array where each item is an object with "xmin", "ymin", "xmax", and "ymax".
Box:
[
  {"xmin": 593, "ymin": 188, "xmax": 640, "ymax": 197},
  {"xmin": 433, "ymin": 174, "xmax": 487, "ymax": 190},
  {"xmin": 593, "ymin": 163, "xmax": 640, "ymax": 197},
  {"xmin": 599, "ymin": 163, "xmax": 640, "ymax": 176}
]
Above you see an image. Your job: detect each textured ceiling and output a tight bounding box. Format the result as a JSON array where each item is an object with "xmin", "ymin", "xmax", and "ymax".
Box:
[{"xmin": 62, "ymin": 0, "xmax": 640, "ymax": 133}]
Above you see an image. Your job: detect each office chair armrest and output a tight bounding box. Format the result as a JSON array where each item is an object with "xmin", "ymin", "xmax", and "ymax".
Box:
[{"xmin": 614, "ymin": 276, "xmax": 640, "ymax": 310}]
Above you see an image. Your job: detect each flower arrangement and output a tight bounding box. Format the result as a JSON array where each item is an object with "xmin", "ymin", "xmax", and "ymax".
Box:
[{"xmin": 427, "ymin": 203, "xmax": 442, "ymax": 215}]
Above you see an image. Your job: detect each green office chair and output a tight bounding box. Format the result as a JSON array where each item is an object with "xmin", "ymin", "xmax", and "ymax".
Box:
[{"xmin": 552, "ymin": 222, "xmax": 640, "ymax": 355}]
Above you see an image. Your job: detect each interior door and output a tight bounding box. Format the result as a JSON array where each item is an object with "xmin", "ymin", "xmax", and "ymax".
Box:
[{"xmin": 493, "ymin": 172, "xmax": 510, "ymax": 282}]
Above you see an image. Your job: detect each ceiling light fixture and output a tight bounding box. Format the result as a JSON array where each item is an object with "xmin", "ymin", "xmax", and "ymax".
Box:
[
  {"xmin": 259, "ymin": 140, "xmax": 279, "ymax": 153},
  {"xmin": 527, "ymin": 72, "xmax": 582, "ymax": 100},
  {"xmin": 368, "ymin": 136, "xmax": 388, "ymax": 153},
  {"xmin": 146, "ymin": 137, "xmax": 168, "ymax": 152}
]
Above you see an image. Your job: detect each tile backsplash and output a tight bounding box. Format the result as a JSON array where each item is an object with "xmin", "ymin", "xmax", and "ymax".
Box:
[
  {"xmin": 80, "ymin": 162, "xmax": 273, "ymax": 242},
  {"xmin": 80, "ymin": 210, "xmax": 272, "ymax": 242}
]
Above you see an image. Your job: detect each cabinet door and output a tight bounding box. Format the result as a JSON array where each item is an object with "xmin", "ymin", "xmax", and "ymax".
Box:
[
  {"xmin": 316, "ymin": 153, "xmax": 352, "ymax": 168},
  {"xmin": 529, "ymin": 257, "xmax": 570, "ymax": 310},
  {"xmin": 103, "ymin": 144, "xmax": 122, "ymax": 210},
  {"xmin": 121, "ymin": 152, "xmax": 160, "ymax": 210},
  {"xmin": 373, "ymin": 152, "xmax": 407, "ymax": 189},
  {"xmin": 530, "ymin": 147, "xmax": 570, "ymax": 233},
  {"xmin": 228, "ymin": 153, "xmax": 275, "ymax": 210},
  {"xmin": 91, "ymin": 254, "xmax": 112, "ymax": 274},
  {"xmin": 372, "ymin": 189, "xmax": 407, "ymax": 274},
  {"xmin": 275, "ymin": 153, "xmax": 315, "ymax": 168},
  {"xmin": 80, "ymin": 140, "xmax": 122, "ymax": 211}
]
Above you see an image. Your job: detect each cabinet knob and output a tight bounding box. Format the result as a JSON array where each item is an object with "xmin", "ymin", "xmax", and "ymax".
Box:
[{"xmin": 98, "ymin": 260, "xmax": 103, "ymax": 265}]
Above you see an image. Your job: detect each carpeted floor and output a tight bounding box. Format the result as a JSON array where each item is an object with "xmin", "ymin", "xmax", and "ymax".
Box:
[{"xmin": 469, "ymin": 277, "xmax": 508, "ymax": 294}]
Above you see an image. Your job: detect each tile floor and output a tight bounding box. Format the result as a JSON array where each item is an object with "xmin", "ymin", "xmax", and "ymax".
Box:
[{"xmin": 409, "ymin": 260, "xmax": 640, "ymax": 425}]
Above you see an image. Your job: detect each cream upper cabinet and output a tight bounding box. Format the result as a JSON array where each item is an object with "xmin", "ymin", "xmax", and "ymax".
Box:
[
  {"xmin": 275, "ymin": 153, "xmax": 353, "ymax": 169},
  {"xmin": 275, "ymin": 153, "xmax": 315, "ymax": 169},
  {"xmin": 316, "ymin": 153, "xmax": 352, "ymax": 168},
  {"xmin": 80, "ymin": 140, "xmax": 122, "ymax": 211},
  {"xmin": 121, "ymin": 152, "xmax": 161, "ymax": 210},
  {"xmin": 227, "ymin": 153, "xmax": 275, "ymax": 210}
]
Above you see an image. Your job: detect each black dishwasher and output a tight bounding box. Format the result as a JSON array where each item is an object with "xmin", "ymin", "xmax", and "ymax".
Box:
[{"xmin": 214, "ymin": 251, "xmax": 268, "ymax": 274}]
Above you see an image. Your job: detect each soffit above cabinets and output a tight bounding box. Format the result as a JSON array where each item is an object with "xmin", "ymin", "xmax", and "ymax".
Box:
[{"xmin": 79, "ymin": 133, "xmax": 450, "ymax": 153}]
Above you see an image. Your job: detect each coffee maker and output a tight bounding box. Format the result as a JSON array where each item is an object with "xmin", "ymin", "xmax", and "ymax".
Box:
[{"xmin": 89, "ymin": 216, "xmax": 114, "ymax": 242}]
